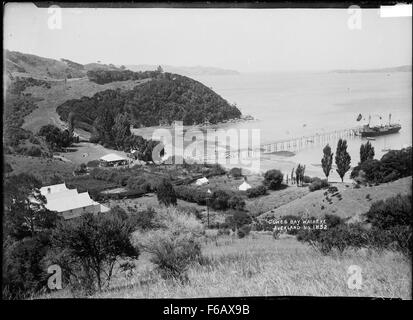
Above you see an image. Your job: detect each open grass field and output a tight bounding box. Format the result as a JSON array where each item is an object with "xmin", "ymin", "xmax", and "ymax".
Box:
[
  {"xmin": 245, "ymin": 185, "xmax": 310, "ymax": 216},
  {"xmin": 55, "ymin": 142, "xmax": 129, "ymax": 165},
  {"xmin": 41, "ymin": 233, "xmax": 411, "ymax": 299},
  {"xmin": 260, "ymin": 177, "xmax": 412, "ymax": 220}
]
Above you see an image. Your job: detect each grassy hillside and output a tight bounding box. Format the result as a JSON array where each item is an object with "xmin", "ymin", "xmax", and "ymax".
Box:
[
  {"xmin": 22, "ymin": 78, "xmax": 149, "ymax": 135},
  {"xmin": 5, "ymin": 50, "xmax": 86, "ymax": 80},
  {"xmin": 41, "ymin": 233, "xmax": 411, "ymax": 299},
  {"xmin": 259, "ymin": 177, "xmax": 412, "ymax": 220},
  {"xmin": 5, "ymin": 154, "xmax": 77, "ymax": 185}
]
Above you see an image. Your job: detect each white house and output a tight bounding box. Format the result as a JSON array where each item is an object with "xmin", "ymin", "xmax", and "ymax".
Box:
[
  {"xmin": 39, "ymin": 183, "xmax": 110, "ymax": 220},
  {"xmin": 238, "ymin": 181, "xmax": 252, "ymax": 191},
  {"xmin": 99, "ymin": 153, "xmax": 128, "ymax": 167},
  {"xmin": 196, "ymin": 177, "xmax": 209, "ymax": 186}
]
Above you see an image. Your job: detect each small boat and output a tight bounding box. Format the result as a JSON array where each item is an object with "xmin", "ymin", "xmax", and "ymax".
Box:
[{"xmin": 366, "ymin": 137, "xmax": 376, "ymax": 141}]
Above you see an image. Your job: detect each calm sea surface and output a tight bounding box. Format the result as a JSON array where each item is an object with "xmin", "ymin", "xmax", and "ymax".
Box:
[{"xmin": 192, "ymin": 71, "xmax": 412, "ymax": 181}]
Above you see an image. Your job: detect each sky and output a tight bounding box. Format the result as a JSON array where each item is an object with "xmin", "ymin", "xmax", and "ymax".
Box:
[{"xmin": 3, "ymin": 3, "xmax": 412, "ymax": 72}]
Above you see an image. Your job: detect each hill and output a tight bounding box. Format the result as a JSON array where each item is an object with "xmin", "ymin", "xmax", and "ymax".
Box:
[
  {"xmin": 126, "ymin": 64, "xmax": 240, "ymax": 76},
  {"xmin": 332, "ymin": 65, "xmax": 412, "ymax": 74},
  {"xmin": 5, "ymin": 50, "xmax": 124, "ymax": 81},
  {"xmin": 259, "ymin": 177, "xmax": 412, "ymax": 220},
  {"xmin": 56, "ymin": 71, "xmax": 241, "ymax": 128}
]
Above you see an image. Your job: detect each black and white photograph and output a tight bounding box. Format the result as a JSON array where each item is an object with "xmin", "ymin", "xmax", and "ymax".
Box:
[{"xmin": 2, "ymin": 2, "xmax": 412, "ymax": 303}]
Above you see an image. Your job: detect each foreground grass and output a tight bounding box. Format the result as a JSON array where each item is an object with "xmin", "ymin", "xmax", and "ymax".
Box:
[{"xmin": 46, "ymin": 233, "xmax": 411, "ymax": 299}]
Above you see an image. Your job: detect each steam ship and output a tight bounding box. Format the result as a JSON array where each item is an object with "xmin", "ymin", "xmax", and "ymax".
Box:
[{"xmin": 359, "ymin": 114, "xmax": 401, "ymax": 138}]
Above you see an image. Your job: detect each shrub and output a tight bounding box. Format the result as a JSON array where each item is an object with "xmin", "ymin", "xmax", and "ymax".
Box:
[
  {"xmin": 246, "ymin": 185, "xmax": 267, "ymax": 198},
  {"xmin": 129, "ymin": 207, "xmax": 157, "ymax": 230},
  {"xmin": 263, "ymin": 169, "xmax": 283, "ymax": 190},
  {"xmin": 308, "ymin": 178, "xmax": 329, "ymax": 192},
  {"xmin": 210, "ymin": 189, "xmax": 231, "ymax": 211},
  {"xmin": 217, "ymin": 228, "xmax": 231, "ymax": 236},
  {"xmin": 303, "ymin": 176, "xmax": 312, "ymax": 184},
  {"xmin": 134, "ymin": 208, "xmax": 204, "ymax": 281},
  {"xmin": 225, "ymin": 210, "xmax": 253, "ymax": 231},
  {"xmin": 156, "ymin": 179, "xmax": 177, "ymax": 206},
  {"xmin": 237, "ymin": 224, "xmax": 251, "ymax": 238},
  {"xmin": 174, "ymin": 185, "xmax": 208, "ymax": 205},
  {"xmin": 229, "ymin": 167, "xmax": 243, "ymax": 178},
  {"xmin": 86, "ymin": 160, "xmax": 100, "ymax": 168},
  {"xmin": 364, "ymin": 195, "xmax": 411, "ymax": 230},
  {"xmin": 351, "ymin": 147, "xmax": 412, "ymax": 184},
  {"xmin": 228, "ymin": 195, "xmax": 246, "ymax": 211},
  {"xmin": 26, "ymin": 146, "xmax": 42, "ymax": 157}
]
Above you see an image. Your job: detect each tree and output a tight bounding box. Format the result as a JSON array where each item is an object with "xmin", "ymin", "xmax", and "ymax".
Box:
[
  {"xmin": 210, "ymin": 190, "xmax": 231, "ymax": 210},
  {"xmin": 263, "ymin": 169, "xmax": 283, "ymax": 190},
  {"xmin": 138, "ymin": 140, "xmax": 164, "ymax": 164},
  {"xmin": 156, "ymin": 179, "xmax": 177, "ymax": 206},
  {"xmin": 229, "ymin": 167, "xmax": 243, "ymax": 178},
  {"xmin": 321, "ymin": 144, "xmax": 334, "ymax": 181},
  {"xmin": 295, "ymin": 164, "xmax": 306, "ymax": 186},
  {"xmin": 335, "ymin": 139, "xmax": 351, "ymax": 182},
  {"xmin": 157, "ymin": 65, "xmax": 164, "ymax": 73},
  {"xmin": 225, "ymin": 210, "xmax": 252, "ymax": 231},
  {"xmin": 4, "ymin": 173, "xmax": 59, "ymax": 240},
  {"xmin": 93, "ymin": 107, "xmax": 115, "ymax": 146},
  {"xmin": 3, "ymin": 234, "xmax": 51, "ymax": 299},
  {"xmin": 68, "ymin": 112, "xmax": 76, "ymax": 136},
  {"xmin": 360, "ymin": 141, "xmax": 375, "ymax": 164},
  {"xmin": 38, "ymin": 125, "xmax": 74, "ymax": 151},
  {"xmin": 228, "ymin": 195, "xmax": 246, "ymax": 211},
  {"xmin": 49, "ymin": 211, "xmax": 139, "ymax": 293},
  {"xmin": 112, "ymin": 113, "xmax": 131, "ymax": 149}
]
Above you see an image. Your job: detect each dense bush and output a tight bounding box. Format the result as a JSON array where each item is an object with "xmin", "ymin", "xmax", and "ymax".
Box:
[
  {"xmin": 263, "ymin": 169, "xmax": 284, "ymax": 190},
  {"xmin": 246, "ymin": 185, "xmax": 267, "ymax": 198},
  {"xmin": 308, "ymin": 178, "xmax": 329, "ymax": 192},
  {"xmin": 227, "ymin": 195, "xmax": 246, "ymax": 211},
  {"xmin": 174, "ymin": 185, "xmax": 209, "ymax": 205},
  {"xmin": 229, "ymin": 167, "xmax": 243, "ymax": 178},
  {"xmin": 365, "ymin": 194, "xmax": 411, "ymax": 230},
  {"xmin": 225, "ymin": 211, "xmax": 253, "ymax": 231},
  {"xmin": 127, "ymin": 176, "xmax": 151, "ymax": 193},
  {"xmin": 237, "ymin": 225, "xmax": 251, "ymax": 238},
  {"xmin": 58, "ymin": 72, "xmax": 241, "ymax": 128},
  {"xmin": 38, "ymin": 124, "xmax": 75, "ymax": 151},
  {"xmin": 156, "ymin": 179, "xmax": 177, "ymax": 206},
  {"xmin": 351, "ymin": 147, "xmax": 412, "ymax": 184}
]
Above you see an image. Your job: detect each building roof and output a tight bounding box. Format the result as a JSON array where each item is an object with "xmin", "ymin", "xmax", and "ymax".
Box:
[
  {"xmin": 100, "ymin": 153, "xmax": 127, "ymax": 162},
  {"xmin": 45, "ymin": 192, "xmax": 99, "ymax": 212},
  {"xmin": 196, "ymin": 177, "xmax": 209, "ymax": 185},
  {"xmin": 238, "ymin": 181, "xmax": 252, "ymax": 191},
  {"xmin": 44, "ymin": 189, "xmax": 79, "ymax": 201},
  {"xmin": 40, "ymin": 183, "xmax": 69, "ymax": 195}
]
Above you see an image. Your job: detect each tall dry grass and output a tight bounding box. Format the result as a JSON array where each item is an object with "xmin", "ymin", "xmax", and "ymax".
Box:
[{"xmin": 87, "ymin": 233, "xmax": 411, "ymax": 299}]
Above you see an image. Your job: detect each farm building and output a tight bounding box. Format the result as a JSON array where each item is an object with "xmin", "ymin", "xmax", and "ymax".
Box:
[
  {"xmin": 196, "ymin": 177, "xmax": 209, "ymax": 185},
  {"xmin": 238, "ymin": 180, "xmax": 252, "ymax": 191},
  {"xmin": 99, "ymin": 153, "xmax": 129, "ymax": 167},
  {"xmin": 39, "ymin": 183, "xmax": 110, "ymax": 220}
]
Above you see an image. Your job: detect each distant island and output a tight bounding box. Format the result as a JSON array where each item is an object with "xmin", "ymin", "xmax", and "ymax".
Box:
[
  {"xmin": 331, "ymin": 65, "xmax": 411, "ymax": 74},
  {"xmin": 125, "ymin": 64, "xmax": 240, "ymax": 76}
]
